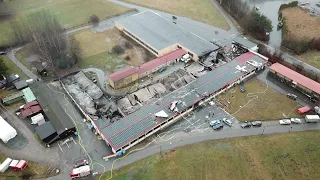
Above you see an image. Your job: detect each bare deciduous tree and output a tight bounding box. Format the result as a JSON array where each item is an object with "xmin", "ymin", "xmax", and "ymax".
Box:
[{"xmin": 11, "ymin": 10, "xmax": 81, "ymax": 69}]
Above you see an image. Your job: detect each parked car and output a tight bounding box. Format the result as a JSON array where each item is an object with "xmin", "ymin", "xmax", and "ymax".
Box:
[
  {"xmin": 287, "ymin": 93, "xmax": 297, "ymax": 100},
  {"xmin": 240, "ymin": 121, "xmax": 252, "ymax": 128},
  {"xmin": 290, "ymin": 118, "xmax": 302, "ymax": 124},
  {"xmin": 212, "ymin": 124, "xmax": 223, "ymax": 130},
  {"xmin": 0, "ymin": 51, "xmax": 7, "ymax": 55},
  {"xmin": 73, "ymin": 160, "xmax": 89, "ymax": 168},
  {"xmin": 209, "ymin": 120, "xmax": 221, "ymax": 127},
  {"xmin": 222, "ymin": 118, "xmax": 233, "ymax": 127},
  {"xmin": 251, "ymin": 121, "xmax": 262, "ymax": 127},
  {"xmin": 279, "ymin": 119, "xmax": 291, "ymax": 125}
]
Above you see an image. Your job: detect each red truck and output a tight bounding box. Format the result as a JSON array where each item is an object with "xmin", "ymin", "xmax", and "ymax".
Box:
[{"xmin": 70, "ymin": 160, "xmax": 91, "ymax": 179}]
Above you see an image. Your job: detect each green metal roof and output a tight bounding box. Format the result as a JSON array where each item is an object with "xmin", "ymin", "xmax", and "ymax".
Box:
[{"xmin": 22, "ymin": 87, "xmax": 36, "ymax": 103}]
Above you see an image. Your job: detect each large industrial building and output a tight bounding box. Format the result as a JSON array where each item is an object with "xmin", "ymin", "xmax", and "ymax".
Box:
[
  {"xmin": 89, "ymin": 51, "xmax": 267, "ymax": 159},
  {"xmin": 269, "ymin": 63, "xmax": 320, "ymax": 101},
  {"xmin": 115, "ymin": 11, "xmax": 218, "ymax": 60}
]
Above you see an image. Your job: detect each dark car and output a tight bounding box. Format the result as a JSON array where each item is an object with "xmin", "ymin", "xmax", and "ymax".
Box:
[
  {"xmin": 251, "ymin": 121, "xmax": 262, "ymax": 127},
  {"xmin": 0, "ymin": 51, "xmax": 7, "ymax": 55},
  {"xmin": 287, "ymin": 93, "xmax": 297, "ymax": 100},
  {"xmin": 212, "ymin": 124, "xmax": 223, "ymax": 130},
  {"xmin": 240, "ymin": 121, "xmax": 252, "ymax": 128}
]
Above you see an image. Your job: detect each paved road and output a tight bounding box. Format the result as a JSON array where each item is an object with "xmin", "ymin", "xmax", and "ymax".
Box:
[
  {"xmin": 0, "ymin": 104, "xmax": 61, "ymax": 167},
  {"xmin": 91, "ymin": 119, "xmax": 320, "ymax": 173},
  {"xmin": 264, "ymin": 43, "xmax": 320, "ymax": 74},
  {"xmin": 7, "ymin": 48, "xmax": 38, "ymax": 79}
]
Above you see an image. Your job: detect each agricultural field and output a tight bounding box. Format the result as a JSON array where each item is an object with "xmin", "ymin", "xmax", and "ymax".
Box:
[
  {"xmin": 98, "ymin": 131, "xmax": 320, "ymax": 180},
  {"xmin": 74, "ymin": 29, "xmax": 155, "ymax": 72},
  {"xmin": 0, "ymin": 0, "xmax": 130, "ymax": 46},
  {"xmin": 282, "ymin": 7, "xmax": 320, "ymax": 41},
  {"xmin": 120, "ymin": 0, "xmax": 229, "ymax": 30},
  {"xmin": 0, "ymin": 153, "xmax": 57, "ymax": 180},
  {"xmin": 218, "ymin": 80, "xmax": 301, "ymax": 121}
]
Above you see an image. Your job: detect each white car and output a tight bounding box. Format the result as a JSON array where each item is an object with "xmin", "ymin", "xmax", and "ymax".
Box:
[
  {"xmin": 279, "ymin": 119, "xmax": 291, "ymax": 125},
  {"xmin": 222, "ymin": 118, "xmax": 233, "ymax": 126},
  {"xmin": 290, "ymin": 118, "xmax": 302, "ymax": 124}
]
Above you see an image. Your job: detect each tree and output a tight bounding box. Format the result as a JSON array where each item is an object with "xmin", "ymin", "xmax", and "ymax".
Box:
[
  {"xmin": 11, "ymin": 10, "xmax": 80, "ymax": 69},
  {"xmin": 0, "ymin": 57, "xmax": 8, "ymax": 75},
  {"xmin": 68, "ymin": 35, "xmax": 82, "ymax": 64},
  {"xmin": 89, "ymin": 14, "xmax": 99, "ymax": 26},
  {"xmin": 249, "ymin": 10, "xmax": 273, "ymax": 33}
]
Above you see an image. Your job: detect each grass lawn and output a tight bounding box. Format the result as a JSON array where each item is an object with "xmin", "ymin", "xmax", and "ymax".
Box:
[
  {"xmin": 15, "ymin": 46, "xmax": 32, "ymax": 69},
  {"xmin": 0, "ymin": 0, "xmax": 130, "ymax": 46},
  {"xmin": 0, "ymin": 56, "xmax": 28, "ymax": 109},
  {"xmin": 75, "ymin": 29, "xmax": 154, "ymax": 71},
  {"xmin": 0, "ymin": 153, "xmax": 57, "ymax": 180},
  {"xmin": 282, "ymin": 7, "xmax": 320, "ymax": 41},
  {"xmin": 2, "ymin": 56, "xmax": 28, "ymax": 80},
  {"xmin": 296, "ymin": 51, "xmax": 320, "ymax": 70},
  {"xmin": 121, "ymin": 0, "xmax": 229, "ymax": 30},
  {"xmin": 218, "ymin": 79, "xmax": 301, "ymax": 121},
  {"xmin": 97, "ymin": 131, "xmax": 320, "ymax": 180},
  {"xmin": 79, "ymin": 51, "xmax": 127, "ymax": 73}
]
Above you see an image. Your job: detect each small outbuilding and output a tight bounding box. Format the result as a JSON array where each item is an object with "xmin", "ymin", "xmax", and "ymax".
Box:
[
  {"xmin": 14, "ymin": 80, "xmax": 28, "ymax": 90},
  {"xmin": 35, "ymin": 121, "xmax": 58, "ymax": 144},
  {"xmin": 34, "ymin": 63, "xmax": 47, "ymax": 76},
  {"xmin": 5, "ymin": 74, "xmax": 20, "ymax": 84}
]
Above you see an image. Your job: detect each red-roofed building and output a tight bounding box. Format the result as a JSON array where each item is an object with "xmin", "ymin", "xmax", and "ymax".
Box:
[
  {"xmin": 107, "ymin": 48, "xmax": 186, "ymax": 89},
  {"xmin": 108, "ymin": 66, "xmax": 139, "ymax": 89},
  {"xmin": 269, "ymin": 63, "xmax": 320, "ymax": 100},
  {"xmin": 21, "ymin": 104, "xmax": 42, "ymax": 118},
  {"xmin": 138, "ymin": 48, "xmax": 186, "ymax": 78}
]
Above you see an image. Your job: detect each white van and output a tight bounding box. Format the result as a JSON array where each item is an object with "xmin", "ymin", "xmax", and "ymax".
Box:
[
  {"xmin": 180, "ymin": 54, "xmax": 191, "ymax": 63},
  {"xmin": 305, "ymin": 115, "xmax": 320, "ymax": 123}
]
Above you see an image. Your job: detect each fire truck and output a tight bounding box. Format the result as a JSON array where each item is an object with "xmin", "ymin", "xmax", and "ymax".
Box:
[{"xmin": 70, "ymin": 165, "xmax": 91, "ymax": 179}]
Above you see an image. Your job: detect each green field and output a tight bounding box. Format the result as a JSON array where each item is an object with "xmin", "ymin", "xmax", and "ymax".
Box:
[
  {"xmin": 15, "ymin": 47, "xmax": 32, "ymax": 69},
  {"xmin": 121, "ymin": 0, "xmax": 229, "ymax": 30},
  {"xmin": 98, "ymin": 131, "xmax": 320, "ymax": 180},
  {"xmin": 218, "ymin": 80, "xmax": 301, "ymax": 121},
  {"xmin": 0, "ymin": 0, "xmax": 130, "ymax": 46},
  {"xmin": 79, "ymin": 51, "xmax": 127, "ymax": 72}
]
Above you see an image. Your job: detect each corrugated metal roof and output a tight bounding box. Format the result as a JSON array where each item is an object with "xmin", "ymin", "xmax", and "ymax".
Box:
[
  {"xmin": 116, "ymin": 11, "xmax": 218, "ymax": 56},
  {"xmin": 108, "ymin": 66, "xmax": 138, "ymax": 82},
  {"xmin": 22, "ymin": 87, "xmax": 36, "ymax": 102},
  {"xmin": 21, "ymin": 105, "xmax": 42, "ymax": 117},
  {"xmin": 138, "ymin": 48, "xmax": 186, "ymax": 74},
  {"xmin": 270, "ymin": 63, "xmax": 320, "ymax": 95},
  {"xmin": 99, "ymin": 52, "xmax": 267, "ymax": 151}
]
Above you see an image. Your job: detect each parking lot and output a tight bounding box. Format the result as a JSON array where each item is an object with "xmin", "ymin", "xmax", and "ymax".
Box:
[{"xmin": 152, "ymin": 100, "xmax": 239, "ymax": 143}]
